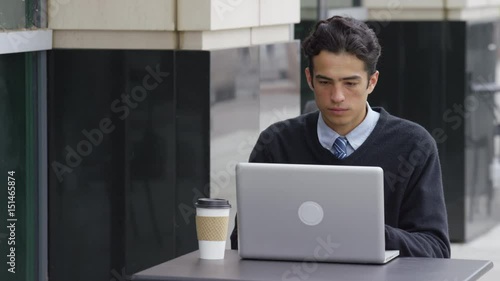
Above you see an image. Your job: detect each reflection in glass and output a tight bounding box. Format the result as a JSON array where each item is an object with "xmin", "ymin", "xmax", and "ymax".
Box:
[
  {"xmin": 209, "ymin": 42, "xmax": 301, "ymax": 249},
  {"xmin": 492, "ymin": 21, "xmax": 500, "ymax": 193},
  {"xmin": 464, "ymin": 21, "xmax": 500, "ymax": 240},
  {"xmin": 210, "ymin": 46, "xmax": 260, "ymax": 248},
  {"xmin": 259, "ymin": 42, "xmax": 301, "ymax": 131},
  {"xmin": 0, "ymin": 0, "xmax": 25, "ymax": 29},
  {"xmin": 301, "ymin": 0, "xmax": 355, "ymax": 20},
  {"xmin": 0, "ymin": 52, "xmax": 38, "ymax": 281},
  {"xmin": 1, "ymin": 0, "xmax": 41, "ymax": 29},
  {"xmin": 48, "ymin": 50, "xmax": 176, "ymax": 281}
]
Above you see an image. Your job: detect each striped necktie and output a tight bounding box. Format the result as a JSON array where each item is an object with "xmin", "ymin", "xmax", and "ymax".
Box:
[{"xmin": 333, "ymin": 137, "xmax": 348, "ymax": 159}]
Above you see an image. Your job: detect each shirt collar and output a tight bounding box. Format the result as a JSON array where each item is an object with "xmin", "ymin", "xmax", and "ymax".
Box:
[{"xmin": 317, "ymin": 103, "xmax": 380, "ymax": 151}]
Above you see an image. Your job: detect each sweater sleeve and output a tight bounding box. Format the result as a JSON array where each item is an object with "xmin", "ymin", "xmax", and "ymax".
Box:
[
  {"xmin": 385, "ymin": 149, "xmax": 451, "ymax": 258},
  {"xmin": 230, "ymin": 132, "xmax": 275, "ymax": 250}
]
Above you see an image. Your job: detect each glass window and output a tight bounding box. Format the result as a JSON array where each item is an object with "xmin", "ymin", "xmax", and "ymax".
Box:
[
  {"xmin": 327, "ymin": 0, "xmax": 357, "ymax": 9},
  {"xmin": 48, "ymin": 50, "xmax": 177, "ymax": 281},
  {"xmin": 301, "ymin": 0, "xmax": 358, "ymax": 20},
  {"xmin": 0, "ymin": 0, "xmax": 40, "ymax": 29},
  {"xmin": 0, "ymin": 52, "xmax": 38, "ymax": 281},
  {"xmin": 0, "ymin": 0, "xmax": 26, "ymax": 29}
]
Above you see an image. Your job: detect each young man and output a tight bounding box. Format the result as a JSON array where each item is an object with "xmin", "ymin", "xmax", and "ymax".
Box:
[{"xmin": 231, "ymin": 16, "xmax": 451, "ymax": 258}]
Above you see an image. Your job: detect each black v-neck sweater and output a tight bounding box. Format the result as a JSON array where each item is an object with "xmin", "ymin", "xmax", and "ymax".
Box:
[{"xmin": 231, "ymin": 107, "xmax": 451, "ymax": 258}]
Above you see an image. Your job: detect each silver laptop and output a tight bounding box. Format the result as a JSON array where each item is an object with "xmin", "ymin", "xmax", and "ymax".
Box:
[{"xmin": 235, "ymin": 162, "xmax": 399, "ymax": 264}]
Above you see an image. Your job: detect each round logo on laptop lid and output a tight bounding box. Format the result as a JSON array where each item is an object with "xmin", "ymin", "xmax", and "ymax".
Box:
[{"xmin": 298, "ymin": 201, "xmax": 324, "ymax": 226}]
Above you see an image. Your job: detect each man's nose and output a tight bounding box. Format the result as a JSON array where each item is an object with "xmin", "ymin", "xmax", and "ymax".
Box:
[{"xmin": 330, "ymin": 86, "xmax": 345, "ymax": 103}]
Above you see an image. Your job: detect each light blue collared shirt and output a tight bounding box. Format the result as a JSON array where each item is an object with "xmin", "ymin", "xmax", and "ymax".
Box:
[{"xmin": 317, "ymin": 103, "xmax": 380, "ymax": 157}]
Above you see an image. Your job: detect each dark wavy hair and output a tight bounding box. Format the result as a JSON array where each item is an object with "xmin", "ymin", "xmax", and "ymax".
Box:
[{"xmin": 302, "ymin": 16, "xmax": 381, "ymax": 79}]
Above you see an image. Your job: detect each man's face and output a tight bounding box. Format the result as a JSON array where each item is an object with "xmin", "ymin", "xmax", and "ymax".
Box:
[{"xmin": 305, "ymin": 51, "xmax": 379, "ymax": 136}]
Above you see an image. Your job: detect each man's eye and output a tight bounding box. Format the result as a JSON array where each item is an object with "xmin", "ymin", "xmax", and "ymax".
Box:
[
  {"xmin": 345, "ymin": 82, "xmax": 357, "ymax": 87},
  {"xmin": 319, "ymin": 81, "xmax": 329, "ymax": 85}
]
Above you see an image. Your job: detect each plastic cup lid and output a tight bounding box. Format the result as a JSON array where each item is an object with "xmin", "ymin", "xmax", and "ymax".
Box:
[{"xmin": 195, "ymin": 198, "xmax": 231, "ymax": 209}]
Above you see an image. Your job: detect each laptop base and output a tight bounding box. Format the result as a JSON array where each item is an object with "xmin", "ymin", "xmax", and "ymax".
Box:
[{"xmin": 383, "ymin": 250, "xmax": 400, "ymax": 264}]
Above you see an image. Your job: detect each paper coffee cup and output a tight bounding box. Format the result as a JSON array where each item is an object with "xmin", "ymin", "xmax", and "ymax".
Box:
[{"xmin": 195, "ymin": 198, "xmax": 231, "ymax": 260}]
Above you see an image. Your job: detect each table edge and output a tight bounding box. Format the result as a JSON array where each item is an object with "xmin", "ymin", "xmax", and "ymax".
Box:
[{"xmin": 466, "ymin": 260, "xmax": 494, "ymax": 281}]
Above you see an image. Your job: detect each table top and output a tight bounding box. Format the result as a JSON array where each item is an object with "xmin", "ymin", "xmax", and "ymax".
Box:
[{"xmin": 132, "ymin": 250, "xmax": 494, "ymax": 281}]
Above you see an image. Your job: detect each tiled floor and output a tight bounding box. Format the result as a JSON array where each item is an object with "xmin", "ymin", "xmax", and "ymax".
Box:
[{"xmin": 451, "ymin": 224, "xmax": 500, "ymax": 280}]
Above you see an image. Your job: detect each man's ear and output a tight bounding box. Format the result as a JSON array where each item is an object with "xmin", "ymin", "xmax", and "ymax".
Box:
[
  {"xmin": 367, "ymin": 71, "xmax": 379, "ymax": 94},
  {"xmin": 305, "ymin": 67, "xmax": 314, "ymax": 90}
]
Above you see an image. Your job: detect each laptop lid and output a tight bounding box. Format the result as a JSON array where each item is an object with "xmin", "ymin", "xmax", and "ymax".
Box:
[{"xmin": 236, "ymin": 162, "xmax": 388, "ymax": 263}]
